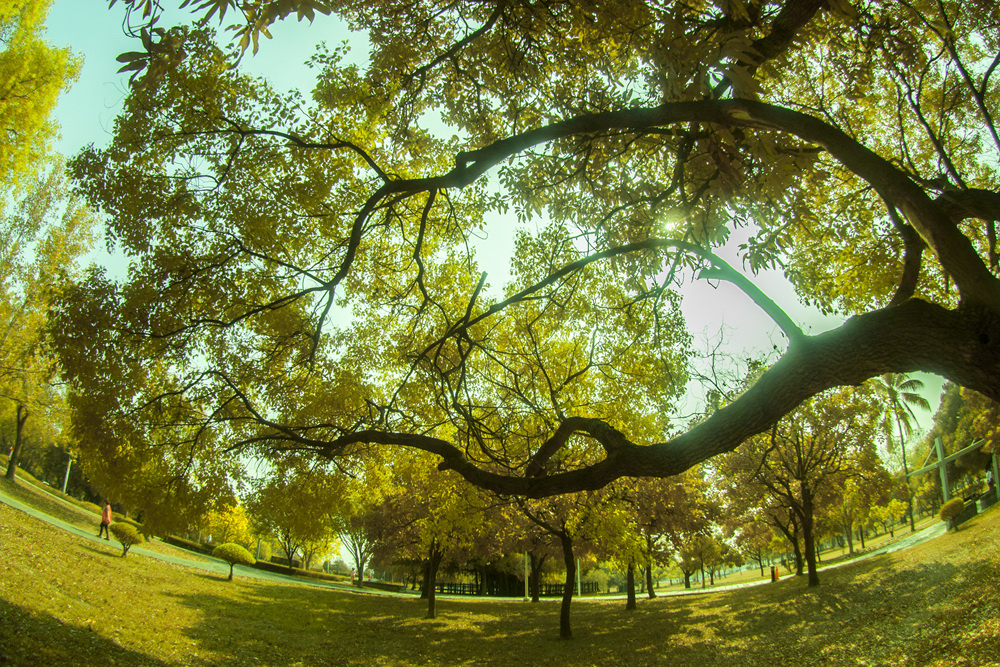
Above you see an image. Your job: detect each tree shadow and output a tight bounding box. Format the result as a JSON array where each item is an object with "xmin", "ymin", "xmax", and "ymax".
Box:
[
  {"xmin": 79, "ymin": 543, "xmax": 121, "ymax": 559},
  {"xmin": 0, "ymin": 598, "xmax": 168, "ymax": 667}
]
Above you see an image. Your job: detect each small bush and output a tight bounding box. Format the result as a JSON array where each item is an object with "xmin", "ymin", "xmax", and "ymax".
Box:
[
  {"xmin": 213, "ymin": 542, "xmax": 256, "ymax": 580},
  {"xmin": 109, "ymin": 522, "xmax": 144, "ymax": 557},
  {"xmin": 940, "ymin": 497, "xmax": 966, "ymax": 529}
]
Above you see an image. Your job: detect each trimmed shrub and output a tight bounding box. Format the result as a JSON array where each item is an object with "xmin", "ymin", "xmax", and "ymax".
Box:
[
  {"xmin": 109, "ymin": 522, "xmax": 144, "ymax": 557},
  {"xmin": 213, "ymin": 542, "xmax": 256, "ymax": 581},
  {"xmin": 940, "ymin": 497, "xmax": 966, "ymax": 530}
]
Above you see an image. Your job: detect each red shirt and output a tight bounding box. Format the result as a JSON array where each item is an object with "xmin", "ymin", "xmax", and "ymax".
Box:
[{"xmin": 102, "ymin": 505, "xmax": 113, "ymax": 524}]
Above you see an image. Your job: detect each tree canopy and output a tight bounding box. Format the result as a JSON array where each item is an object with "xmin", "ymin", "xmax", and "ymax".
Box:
[{"xmin": 53, "ymin": 0, "xmax": 1000, "ymax": 511}]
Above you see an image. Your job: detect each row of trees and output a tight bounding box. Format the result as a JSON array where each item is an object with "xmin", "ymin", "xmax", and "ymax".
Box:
[{"xmin": 181, "ymin": 383, "xmax": 924, "ymax": 639}]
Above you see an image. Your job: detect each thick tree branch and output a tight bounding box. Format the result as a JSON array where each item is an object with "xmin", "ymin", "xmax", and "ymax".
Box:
[
  {"xmin": 325, "ymin": 99, "xmax": 999, "ymax": 311},
  {"xmin": 299, "ymin": 299, "xmax": 1000, "ymax": 497}
]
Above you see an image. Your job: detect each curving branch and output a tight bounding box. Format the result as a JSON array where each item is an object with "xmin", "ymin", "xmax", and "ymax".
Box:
[
  {"xmin": 331, "ymin": 99, "xmax": 1000, "ymax": 309},
  {"xmin": 305, "ymin": 298, "xmax": 1000, "ymax": 498}
]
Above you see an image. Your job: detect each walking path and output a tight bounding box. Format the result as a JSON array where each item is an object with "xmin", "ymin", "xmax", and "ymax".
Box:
[{"xmin": 0, "ymin": 480, "xmax": 950, "ymax": 603}]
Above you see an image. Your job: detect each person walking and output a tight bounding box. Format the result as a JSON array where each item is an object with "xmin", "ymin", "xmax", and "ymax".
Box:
[{"xmin": 98, "ymin": 501, "xmax": 113, "ymax": 540}]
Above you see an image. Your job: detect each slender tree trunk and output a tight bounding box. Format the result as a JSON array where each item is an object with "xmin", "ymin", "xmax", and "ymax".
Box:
[
  {"xmin": 356, "ymin": 556, "xmax": 367, "ymax": 588},
  {"xmin": 4, "ymin": 404, "xmax": 29, "ymax": 481},
  {"xmin": 530, "ymin": 551, "xmax": 545, "ymax": 603},
  {"xmin": 425, "ymin": 539, "xmax": 443, "ymax": 619},
  {"xmin": 801, "ymin": 486, "xmax": 820, "ymax": 587},
  {"xmin": 897, "ymin": 417, "xmax": 916, "ymax": 533},
  {"xmin": 558, "ymin": 532, "xmax": 575, "ymax": 639},
  {"xmin": 420, "ymin": 558, "xmax": 430, "ymax": 599},
  {"xmin": 844, "ymin": 526, "xmax": 854, "ymax": 554},
  {"xmin": 645, "ymin": 560, "xmax": 656, "ymax": 599},
  {"xmin": 626, "ymin": 560, "xmax": 636, "ymax": 610},
  {"xmin": 858, "ymin": 526, "xmax": 866, "ymax": 550}
]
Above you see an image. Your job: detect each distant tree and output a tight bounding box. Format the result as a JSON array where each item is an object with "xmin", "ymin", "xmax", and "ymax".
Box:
[
  {"xmin": 519, "ymin": 490, "xmax": 614, "ymax": 640},
  {"xmin": 244, "ymin": 458, "xmax": 345, "ymax": 572},
  {"xmin": 877, "ymin": 373, "xmax": 931, "ymax": 532},
  {"xmin": 871, "ymin": 498, "xmax": 908, "ymax": 538},
  {"xmin": 2, "ymin": 163, "xmax": 95, "ymax": 481},
  {"xmin": 109, "ymin": 522, "xmax": 143, "ymax": 557},
  {"xmin": 727, "ymin": 515, "xmax": 774, "ymax": 578},
  {"xmin": 201, "ymin": 501, "xmax": 254, "ymax": 550},
  {"xmin": 718, "ymin": 387, "xmax": 882, "ymax": 586},
  {"xmin": 212, "ymin": 542, "xmax": 256, "ymax": 580}
]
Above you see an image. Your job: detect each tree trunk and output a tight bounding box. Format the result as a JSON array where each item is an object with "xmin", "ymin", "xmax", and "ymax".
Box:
[
  {"xmin": 683, "ymin": 571, "xmax": 692, "ymax": 589},
  {"xmin": 645, "ymin": 561, "xmax": 656, "ymax": 599},
  {"xmin": 844, "ymin": 526, "xmax": 854, "ymax": 554},
  {"xmin": 558, "ymin": 532, "xmax": 575, "ymax": 639},
  {"xmin": 895, "ymin": 416, "xmax": 917, "ymax": 533},
  {"xmin": 858, "ymin": 526, "xmax": 866, "ymax": 550},
  {"xmin": 4, "ymin": 404, "xmax": 29, "ymax": 481},
  {"xmin": 425, "ymin": 539, "xmax": 443, "ymax": 619},
  {"xmin": 228, "ymin": 563, "xmax": 234, "ymax": 581},
  {"xmin": 530, "ymin": 551, "xmax": 545, "ymax": 603},
  {"xmin": 420, "ymin": 558, "xmax": 429, "ymax": 599},
  {"xmin": 800, "ymin": 486, "xmax": 820, "ymax": 587},
  {"xmin": 700, "ymin": 562, "xmax": 706, "ymax": 588},
  {"xmin": 626, "ymin": 561, "xmax": 636, "ymax": 610},
  {"xmin": 356, "ymin": 556, "xmax": 367, "ymax": 588}
]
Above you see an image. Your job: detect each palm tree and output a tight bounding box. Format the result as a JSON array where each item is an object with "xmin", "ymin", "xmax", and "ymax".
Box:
[{"xmin": 879, "ymin": 373, "xmax": 931, "ymax": 532}]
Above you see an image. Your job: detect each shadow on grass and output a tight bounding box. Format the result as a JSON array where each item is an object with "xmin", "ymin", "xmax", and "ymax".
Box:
[
  {"xmin": 0, "ymin": 598, "xmax": 168, "ymax": 667},
  {"xmin": 79, "ymin": 543, "xmax": 122, "ymax": 559},
  {"xmin": 157, "ymin": 550, "xmax": 991, "ymax": 667}
]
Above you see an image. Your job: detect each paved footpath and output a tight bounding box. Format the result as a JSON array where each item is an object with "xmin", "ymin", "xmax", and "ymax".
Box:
[{"xmin": 0, "ymin": 481, "xmax": 950, "ymax": 603}]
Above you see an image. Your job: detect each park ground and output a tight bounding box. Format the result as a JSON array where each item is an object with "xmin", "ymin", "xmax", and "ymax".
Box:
[{"xmin": 0, "ymin": 477, "xmax": 998, "ymax": 666}]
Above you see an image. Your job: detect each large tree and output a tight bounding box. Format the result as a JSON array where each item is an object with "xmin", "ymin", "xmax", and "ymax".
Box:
[
  {"xmin": 717, "ymin": 386, "xmax": 883, "ymax": 586},
  {"xmin": 53, "ymin": 1, "xmax": 1000, "ymax": 505}
]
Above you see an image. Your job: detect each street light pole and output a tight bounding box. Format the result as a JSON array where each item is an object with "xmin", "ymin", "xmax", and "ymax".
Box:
[{"xmin": 61, "ymin": 454, "xmax": 73, "ymax": 494}]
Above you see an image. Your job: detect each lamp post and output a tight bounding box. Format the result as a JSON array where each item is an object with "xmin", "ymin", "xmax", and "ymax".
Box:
[{"xmin": 61, "ymin": 453, "xmax": 73, "ymax": 494}]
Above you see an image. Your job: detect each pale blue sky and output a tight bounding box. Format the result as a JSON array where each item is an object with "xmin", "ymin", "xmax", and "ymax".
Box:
[{"xmin": 44, "ymin": 0, "xmax": 353, "ymax": 156}]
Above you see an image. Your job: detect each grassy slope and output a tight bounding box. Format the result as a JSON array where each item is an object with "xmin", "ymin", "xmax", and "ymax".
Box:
[
  {"xmin": 0, "ymin": 498, "xmax": 998, "ymax": 667},
  {"xmin": 0, "ymin": 473, "xmax": 209, "ymax": 564}
]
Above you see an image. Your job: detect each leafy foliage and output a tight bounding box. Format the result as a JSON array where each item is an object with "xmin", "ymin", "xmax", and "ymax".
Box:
[
  {"xmin": 212, "ymin": 541, "xmax": 255, "ymax": 580},
  {"xmin": 57, "ymin": 0, "xmax": 1000, "ymax": 511},
  {"xmin": 939, "ymin": 497, "xmax": 966, "ymax": 530},
  {"xmin": 109, "ymin": 521, "xmax": 144, "ymax": 557},
  {"xmin": 0, "ymin": 0, "xmax": 80, "ymax": 188}
]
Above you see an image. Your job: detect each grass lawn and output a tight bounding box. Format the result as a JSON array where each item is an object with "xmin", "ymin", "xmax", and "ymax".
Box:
[{"xmin": 1, "ymin": 491, "xmax": 998, "ymax": 666}]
